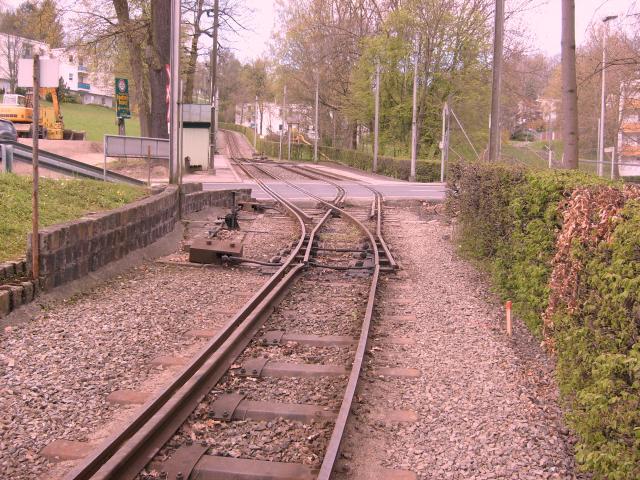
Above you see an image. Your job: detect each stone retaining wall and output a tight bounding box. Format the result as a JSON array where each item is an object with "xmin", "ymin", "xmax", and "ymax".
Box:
[{"xmin": 0, "ymin": 184, "xmax": 250, "ymax": 318}]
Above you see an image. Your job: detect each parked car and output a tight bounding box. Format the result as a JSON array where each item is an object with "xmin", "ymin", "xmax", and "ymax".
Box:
[{"xmin": 0, "ymin": 119, "xmax": 17, "ymax": 142}]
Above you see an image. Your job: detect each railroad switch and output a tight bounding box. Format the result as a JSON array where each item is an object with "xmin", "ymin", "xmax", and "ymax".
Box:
[{"xmin": 188, "ymin": 238, "xmax": 244, "ymax": 264}]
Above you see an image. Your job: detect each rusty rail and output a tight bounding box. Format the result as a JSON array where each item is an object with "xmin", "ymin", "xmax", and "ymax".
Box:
[
  {"xmin": 63, "ymin": 134, "xmax": 319, "ymax": 480},
  {"xmin": 237, "ymin": 160, "xmax": 385, "ymax": 479}
]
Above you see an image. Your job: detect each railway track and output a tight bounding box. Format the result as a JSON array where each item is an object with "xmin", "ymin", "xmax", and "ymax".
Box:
[{"xmin": 61, "ymin": 130, "xmax": 395, "ymax": 480}]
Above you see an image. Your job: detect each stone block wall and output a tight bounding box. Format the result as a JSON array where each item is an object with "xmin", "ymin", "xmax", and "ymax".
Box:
[
  {"xmin": 0, "ymin": 184, "xmax": 251, "ymax": 319},
  {"xmin": 15, "ymin": 184, "xmax": 250, "ymax": 295},
  {"xmin": 181, "ymin": 184, "xmax": 251, "ymax": 216},
  {"xmin": 0, "ymin": 259, "xmax": 37, "ymax": 318}
]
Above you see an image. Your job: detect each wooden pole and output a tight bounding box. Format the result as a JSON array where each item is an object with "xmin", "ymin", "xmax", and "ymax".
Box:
[
  {"xmin": 32, "ymin": 55, "xmax": 40, "ymax": 282},
  {"xmin": 488, "ymin": 0, "xmax": 505, "ymax": 162},
  {"xmin": 410, "ymin": 35, "xmax": 419, "ymax": 182},
  {"xmin": 208, "ymin": 0, "xmax": 219, "ymax": 172},
  {"xmin": 506, "ymin": 300, "xmax": 512, "ymax": 337},
  {"xmin": 279, "ymin": 85, "xmax": 286, "ymax": 161},
  {"xmin": 314, "ymin": 75, "xmax": 319, "ymax": 163},
  {"xmin": 373, "ymin": 62, "xmax": 380, "ymax": 173}
]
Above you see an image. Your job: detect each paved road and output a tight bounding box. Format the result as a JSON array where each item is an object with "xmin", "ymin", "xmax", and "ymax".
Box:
[{"xmin": 204, "ymin": 181, "xmax": 446, "ymax": 201}]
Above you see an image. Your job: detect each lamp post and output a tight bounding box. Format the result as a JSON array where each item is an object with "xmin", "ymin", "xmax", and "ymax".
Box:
[{"xmin": 598, "ymin": 14, "xmax": 618, "ymax": 177}]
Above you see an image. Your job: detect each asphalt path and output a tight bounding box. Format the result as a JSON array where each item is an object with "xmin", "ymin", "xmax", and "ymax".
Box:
[{"xmin": 203, "ymin": 181, "xmax": 446, "ymax": 201}]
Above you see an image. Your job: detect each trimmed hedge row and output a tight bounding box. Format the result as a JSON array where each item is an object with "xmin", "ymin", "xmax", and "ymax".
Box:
[
  {"xmin": 220, "ymin": 122, "xmax": 441, "ymax": 182},
  {"xmin": 447, "ymin": 162, "xmax": 639, "ymax": 479}
]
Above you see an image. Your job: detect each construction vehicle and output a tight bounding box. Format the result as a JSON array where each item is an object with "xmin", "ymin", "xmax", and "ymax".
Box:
[{"xmin": 0, "ymin": 88, "xmax": 64, "ymax": 140}]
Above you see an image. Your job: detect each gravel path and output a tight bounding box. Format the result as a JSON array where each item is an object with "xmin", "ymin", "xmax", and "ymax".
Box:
[{"xmin": 335, "ymin": 206, "xmax": 584, "ymax": 480}]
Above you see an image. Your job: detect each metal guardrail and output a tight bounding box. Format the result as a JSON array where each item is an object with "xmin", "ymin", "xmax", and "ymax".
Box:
[
  {"xmin": 0, "ymin": 143, "xmax": 14, "ymax": 172},
  {"xmin": 103, "ymin": 135, "xmax": 170, "ymax": 181},
  {"xmin": 104, "ymin": 135, "xmax": 170, "ymax": 160},
  {"xmin": 5, "ymin": 141, "xmax": 144, "ymax": 186}
]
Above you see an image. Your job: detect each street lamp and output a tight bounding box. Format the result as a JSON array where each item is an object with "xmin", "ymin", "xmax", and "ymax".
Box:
[{"xmin": 598, "ymin": 14, "xmax": 618, "ymax": 176}]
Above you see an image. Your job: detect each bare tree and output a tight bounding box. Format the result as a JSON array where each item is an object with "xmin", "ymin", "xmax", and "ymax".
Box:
[
  {"xmin": 0, "ymin": 34, "xmax": 23, "ymax": 93},
  {"xmin": 560, "ymin": 0, "xmax": 578, "ymax": 168}
]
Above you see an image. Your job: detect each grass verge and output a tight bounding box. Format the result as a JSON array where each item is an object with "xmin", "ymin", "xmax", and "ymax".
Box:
[
  {"xmin": 0, "ymin": 173, "xmax": 146, "ymax": 262},
  {"xmin": 42, "ymin": 101, "xmax": 141, "ymax": 142}
]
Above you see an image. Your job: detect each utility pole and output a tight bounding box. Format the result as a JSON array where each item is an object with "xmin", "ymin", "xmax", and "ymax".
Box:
[
  {"xmin": 410, "ymin": 35, "xmax": 420, "ymax": 182},
  {"xmin": 373, "ymin": 61, "xmax": 380, "ymax": 173},
  {"xmin": 279, "ymin": 85, "xmax": 286, "ymax": 160},
  {"xmin": 488, "ymin": 0, "xmax": 505, "ymax": 162},
  {"xmin": 598, "ymin": 15, "xmax": 618, "ymax": 176},
  {"xmin": 314, "ymin": 74, "xmax": 319, "ymax": 163},
  {"xmin": 208, "ymin": 0, "xmax": 219, "ymax": 173},
  {"xmin": 287, "ymin": 125, "xmax": 292, "ymax": 161},
  {"xmin": 254, "ymin": 95, "xmax": 258, "ymax": 148},
  {"xmin": 440, "ymin": 102, "xmax": 449, "ymax": 183},
  {"xmin": 169, "ymin": 0, "xmax": 180, "ymax": 184},
  {"xmin": 561, "ymin": 0, "xmax": 579, "ymax": 169}
]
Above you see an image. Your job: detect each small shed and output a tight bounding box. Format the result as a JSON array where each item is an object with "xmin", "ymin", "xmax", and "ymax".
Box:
[{"xmin": 182, "ymin": 104, "xmax": 211, "ymax": 169}]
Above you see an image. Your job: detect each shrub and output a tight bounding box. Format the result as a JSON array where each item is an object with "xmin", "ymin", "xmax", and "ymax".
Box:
[
  {"xmin": 448, "ymin": 162, "xmax": 640, "ymax": 478},
  {"xmin": 554, "ymin": 199, "xmax": 640, "ymax": 479},
  {"xmin": 447, "ymin": 163, "xmax": 605, "ymax": 333}
]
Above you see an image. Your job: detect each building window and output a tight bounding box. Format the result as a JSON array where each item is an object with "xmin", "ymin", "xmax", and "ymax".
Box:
[
  {"xmin": 69, "ymin": 73, "xmax": 73, "ymax": 81},
  {"xmin": 69, "ymin": 55, "xmax": 74, "ymax": 63}
]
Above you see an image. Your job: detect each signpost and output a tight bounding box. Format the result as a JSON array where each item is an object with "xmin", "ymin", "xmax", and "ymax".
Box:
[
  {"xmin": 115, "ymin": 77, "xmax": 131, "ymax": 136},
  {"xmin": 18, "ymin": 56, "xmax": 58, "ymax": 284}
]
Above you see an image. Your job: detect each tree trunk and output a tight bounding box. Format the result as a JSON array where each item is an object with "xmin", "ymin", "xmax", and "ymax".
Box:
[
  {"xmin": 560, "ymin": 0, "xmax": 578, "ymax": 169},
  {"xmin": 148, "ymin": 0, "xmax": 171, "ymax": 139},
  {"xmin": 184, "ymin": 0, "xmax": 205, "ymax": 103},
  {"xmin": 113, "ymin": 0, "xmax": 151, "ymax": 137}
]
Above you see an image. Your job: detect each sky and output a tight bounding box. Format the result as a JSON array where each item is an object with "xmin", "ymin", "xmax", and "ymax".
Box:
[
  {"xmin": 232, "ymin": 0, "xmax": 640, "ymax": 61},
  {"xmin": 3, "ymin": 0, "xmax": 638, "ymax": 61}
]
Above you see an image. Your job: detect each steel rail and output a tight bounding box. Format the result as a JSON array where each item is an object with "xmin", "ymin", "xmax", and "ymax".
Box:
[
  {"xmin": 276, "ymin": 163, "xmax": 346, "ymax": 206},
  {"xmin": 241, "ymin": 161, "xmax": 383, "ymax": 479},
  {"xmin": 64, "ymin": 134, "xmax": 313, "ymax": 480},
  {"xmin": 294, "ymin": 164, "xmax": 397, "ymax": 270}
]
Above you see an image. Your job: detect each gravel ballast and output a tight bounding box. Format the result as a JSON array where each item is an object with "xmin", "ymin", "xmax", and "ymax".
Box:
[
  {"xmin": 0, "ymin": 202, "xmax": 299, "ymax": 479},
  {"xmin": 335, "ymin": 206, "xmax": 584, "ymax": 480}
]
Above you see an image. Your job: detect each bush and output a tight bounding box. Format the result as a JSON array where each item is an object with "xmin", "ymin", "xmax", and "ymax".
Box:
[
  {"xmin": 448, "ymin": 162, "xmax": 640, "ymax": 478},
  {"xmin": 554, "ymin": 199, "xmax": 640, "ymax": 479},
  {"xmin": 447, "ymin": 163, "xmax": 605, "ymax": 333}
]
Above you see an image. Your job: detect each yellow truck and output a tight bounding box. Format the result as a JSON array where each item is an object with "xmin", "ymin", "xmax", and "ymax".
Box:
[{"xmin": 0, "ymin": 89, "xmax": 64, "ymax": 139}]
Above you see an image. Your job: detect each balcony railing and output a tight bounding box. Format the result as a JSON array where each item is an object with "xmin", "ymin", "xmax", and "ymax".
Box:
[{"xmin": 78, "ymin": 82, "xmax": 91, "ymax": 90}]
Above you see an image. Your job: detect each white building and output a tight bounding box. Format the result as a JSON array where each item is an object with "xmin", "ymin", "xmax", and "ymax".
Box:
[
  {"xmin": 617, "ymin": 82, "xmax": 640, "ymax": 177},
  {"xmin": 50, "ymin": 48, "xmax": 114, "ymax": 106},
  {"xmin": 0, "ymin": 33, "xmax": 48, "ymax": 92},
  {"xmin": 235, "ymin": 101, "xmax": 315, "ymax": 139},
  {"xmin": 0, "ymin": 34, "xmax": 113, "ymax": 106}
]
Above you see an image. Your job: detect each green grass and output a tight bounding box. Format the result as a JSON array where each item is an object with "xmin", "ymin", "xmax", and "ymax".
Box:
[
  {"xmin": 43, "ymin": 101, "xmax": 141, "ymax": 142},
  {"xmin": 0, "ymin": 173, "xmax": 146, "ymax": 262}
]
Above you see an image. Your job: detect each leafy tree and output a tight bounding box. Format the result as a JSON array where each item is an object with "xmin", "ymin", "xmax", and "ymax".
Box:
[{"xmin": 0, "ymin": 0, "xmax": 64, "ymax": 47}]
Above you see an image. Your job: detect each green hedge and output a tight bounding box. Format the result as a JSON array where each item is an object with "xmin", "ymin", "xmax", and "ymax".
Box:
[
  {"xmin": 219, "ymin": 122, "xmax": 441, "ymax": 182},
  {"xmin": 554, "ymin": 200, "xmax": 640, "ymax": 478},
  {"xmin": 447, "ymin": 162, "xmax": 639, "ymax": 479}
]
